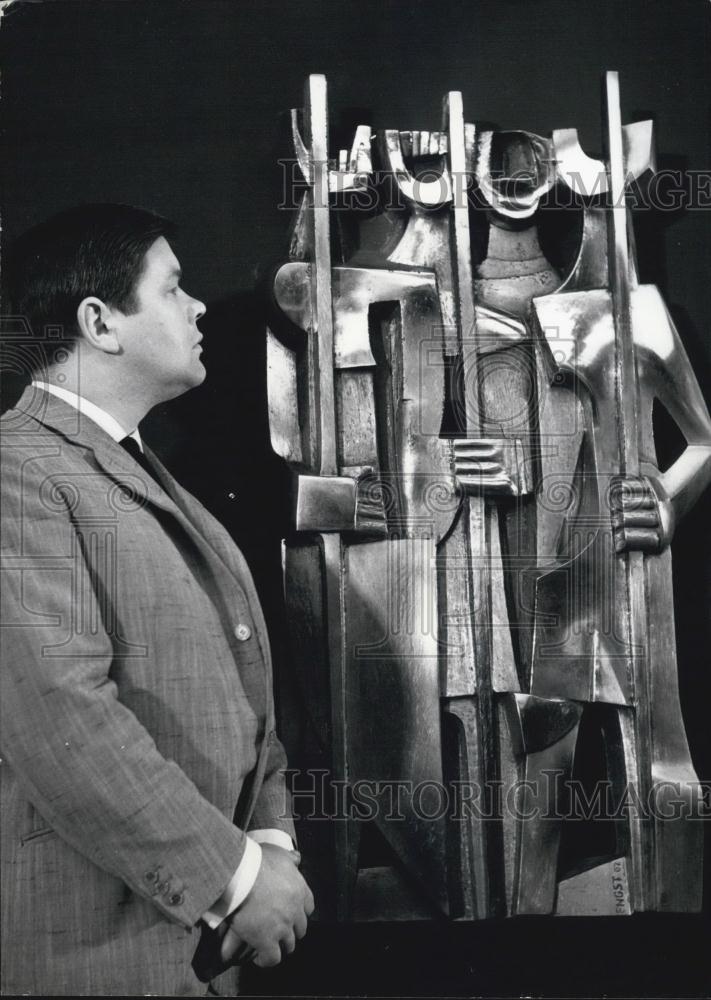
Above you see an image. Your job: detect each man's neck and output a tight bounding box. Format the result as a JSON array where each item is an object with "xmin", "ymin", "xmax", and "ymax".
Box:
[
  {"xmin": 32, "ymin": 379, "xmax": 144, "ymax": 446},
  {"xmin": 43, "ymin": 366, "xmax": 153, "ymax": 433}
]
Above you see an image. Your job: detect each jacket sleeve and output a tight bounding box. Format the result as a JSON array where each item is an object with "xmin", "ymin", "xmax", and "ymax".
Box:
[
  {"xmin": 0, "ymin": 453, "xmax": 246, "ymax": 929},
  {"xmin": 235, "ymin": 566, "xmax": 296, "ymax": 843},
  {"xmin": 247, "ymin": 728, "xmax": 296, "ymax": 842}
]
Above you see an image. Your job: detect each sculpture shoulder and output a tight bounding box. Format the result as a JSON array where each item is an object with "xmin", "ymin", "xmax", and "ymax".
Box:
[{"xmin": 632, "ymin": 284, "xmax": 683, "ymax": 364}]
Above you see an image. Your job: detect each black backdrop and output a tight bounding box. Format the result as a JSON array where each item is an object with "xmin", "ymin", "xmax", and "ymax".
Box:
[{"xmin": 2, "ymin": 0, "xmax": 710, "ymax": 996}]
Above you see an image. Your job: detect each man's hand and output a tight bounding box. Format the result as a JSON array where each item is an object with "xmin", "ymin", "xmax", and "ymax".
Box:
[
  {"xmin": 219, "ymin": 844, "xmax": 314, "ymax": 968},
  {"xmin": 610, "ymin": 474, "xmax": 674, "ymax": 553},
  {"xmin": 454, "ymin": 437, "xmax": 531, "ymax": 497}
]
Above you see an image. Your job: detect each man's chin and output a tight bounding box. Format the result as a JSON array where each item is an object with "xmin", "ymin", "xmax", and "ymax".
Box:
[
  {"xmin": 161, "ymin": 363, "xmax": 207, "ymax": 402},
  {"xmin": 185, "ymin": 360, "xmax": 207, "ymax": 390}
]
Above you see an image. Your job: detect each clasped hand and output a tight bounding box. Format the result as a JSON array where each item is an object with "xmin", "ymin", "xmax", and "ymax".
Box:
[
  {"xmin": 219, "ymin": 843, "xmax": 314, "ymax": 968},
  {"xmin": 453, "ymin": 437, "xmax": 531, "ymax": 497},
  {"xmin": 610, "ymin": 474, "xmax": 674, "ymax": 553}
]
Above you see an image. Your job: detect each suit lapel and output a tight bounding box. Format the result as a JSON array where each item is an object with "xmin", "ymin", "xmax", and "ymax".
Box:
[
  {"xmin": 141, "ymin": 444, "xmax": 273, "ymax": 731},
  {"xmin": 15, "ymin": 386, "xmax": 270, "ymax": 720},
  {"xmin": 18, "ymin": 387, "xmax": 236, "ymax": 582},
  {"xmin": 141, "ymin": 442, "xmax": 244, "ymax": 583},
  {"xmin": 15, "ymin": 386, "xmax": 189, "ymax": 521}
]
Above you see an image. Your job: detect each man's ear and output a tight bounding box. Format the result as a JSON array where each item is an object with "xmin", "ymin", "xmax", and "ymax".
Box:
[{"xmin": 76, "ymin": 297, "xmax": 121, "ymax": 354}]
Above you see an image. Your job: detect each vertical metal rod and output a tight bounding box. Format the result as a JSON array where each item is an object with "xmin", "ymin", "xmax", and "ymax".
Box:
[
  {"xmin": 605, "ymin": 71, "xmax": 638, "ymax": 477},
  {"xmin": 447, "ymin": 91, "xmax": 480, "ymax": 434},
  {"xmin": 604, "ymin": 70, "xmax": 653, "ymax": 910},
  {"xmin": 305, "ymin": 79, "xmax": 350, "ymax": 912},
  {"xmin": 321, "ymin": 532, "xmax": 354, "ymax": 919},
  {"xmin": 306, "ymin": 74, "xmax": 338, "ymax": 476},
  {"xmin": 446, "ymin": 91, "xmax": 502, "ymax": 919}
]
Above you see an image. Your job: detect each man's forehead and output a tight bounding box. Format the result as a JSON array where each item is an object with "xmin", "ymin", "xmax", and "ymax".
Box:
[{"xmin": 144, "ymin": 235, "xmax": 181, "ymax": 276}]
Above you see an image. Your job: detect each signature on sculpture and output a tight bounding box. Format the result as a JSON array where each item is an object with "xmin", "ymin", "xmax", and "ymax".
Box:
[{"xmin": 267, "ymin": 72, "xmax": 711, "ymax": 921}]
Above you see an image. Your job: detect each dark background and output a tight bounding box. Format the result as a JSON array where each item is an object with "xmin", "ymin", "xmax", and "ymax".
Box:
[{"xmin": 1, "ymin": 0, "xmax": 710, "ymax": 996}]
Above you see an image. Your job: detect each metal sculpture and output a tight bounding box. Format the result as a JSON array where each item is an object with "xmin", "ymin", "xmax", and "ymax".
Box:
[{"xmin": 267, "ymin": 73, "xmax": 711, "ymax": 921}]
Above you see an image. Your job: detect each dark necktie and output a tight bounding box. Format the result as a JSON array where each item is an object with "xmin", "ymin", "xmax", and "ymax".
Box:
[{"xmin": 119, "ymin": 435, "xmax": 160, "ymax": 486}]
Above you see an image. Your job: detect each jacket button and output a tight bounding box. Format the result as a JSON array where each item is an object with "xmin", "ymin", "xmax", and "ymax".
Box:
[
  {"xmin": 144, "ymin": 870, "xmax": 158, "ymax": 883},
  {"xmin": 168, "ymin": 891, "xmax": 184, "ymax": 906},
  {"xmin": 234, "ymin": 623, "xmax": 252, "ymax": 641}
]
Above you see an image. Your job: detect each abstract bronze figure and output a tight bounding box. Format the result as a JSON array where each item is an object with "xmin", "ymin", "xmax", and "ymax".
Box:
[{"xmin": 267, "ymin": 73, "xmax": 711, "ymax": 921}]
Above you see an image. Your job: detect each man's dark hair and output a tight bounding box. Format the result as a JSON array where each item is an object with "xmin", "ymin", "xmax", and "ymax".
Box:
[{"xmin": 9, "ymin": 203, "xmax": 175, "ymax": 344}]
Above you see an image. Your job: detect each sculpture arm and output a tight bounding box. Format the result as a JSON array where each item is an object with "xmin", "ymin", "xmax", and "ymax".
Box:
[
  {"xmin": 615, "ymin": 291, "xmax": 711, "ymax": 552},
  {"xmin": 651, "ymin": 297, "xmax": 711, "ymax": 528}
]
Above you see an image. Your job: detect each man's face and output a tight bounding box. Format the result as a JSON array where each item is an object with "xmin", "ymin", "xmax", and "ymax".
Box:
[{"xmin": 114, "ymin": 236, "xmax": 207, "ymax": 402}]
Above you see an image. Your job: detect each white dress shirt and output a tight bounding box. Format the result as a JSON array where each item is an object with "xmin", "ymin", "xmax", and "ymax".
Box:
[{"xmin": 31, "ymin": 381, "xmax": 293, "ymax": 926}]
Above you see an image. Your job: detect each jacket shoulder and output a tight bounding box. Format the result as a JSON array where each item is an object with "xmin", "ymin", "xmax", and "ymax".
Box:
[{"xmin": 1, "ymin": 412, "xmax": 93, "ymax": 525}]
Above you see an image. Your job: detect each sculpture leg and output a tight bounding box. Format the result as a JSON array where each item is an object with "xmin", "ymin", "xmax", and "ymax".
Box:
[
  {"xmin": 345, "ymin": 536, "xmax": 450, "ymax": 917},
  {"xmin": 499, "ymin": 693, "xmax": 583, "ymax": 914},
  {"xmin": 442, "ymin": 695, "xmax": 494, "ymax": 919},
  {"xmin": 645, "ymin": 550, "xmax": 703, "ymax": 910},
  {"xmin": 283, "ymin": 535, "xmax": 360, "ymax": 920},
  {"xmin": 439, "ymin": 501, "xmax": 519, "ymax": 920},
  {"xmin": 599, "ymin": 550, "xmax": 703, "ymax": 913}
]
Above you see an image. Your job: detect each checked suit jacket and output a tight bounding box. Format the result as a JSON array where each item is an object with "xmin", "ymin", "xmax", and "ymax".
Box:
[{"xmin": 0, "ymin": 385, "xmax": 294, "ymax": 996}]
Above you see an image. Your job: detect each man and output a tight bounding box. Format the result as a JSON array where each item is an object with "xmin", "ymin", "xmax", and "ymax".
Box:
[{"xmin": 0, "ymin": 203, "xmax": 313, "ymax": 996}]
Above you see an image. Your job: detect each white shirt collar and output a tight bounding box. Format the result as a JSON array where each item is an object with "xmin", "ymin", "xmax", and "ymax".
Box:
[{"xmin": 31, "ymin": 381, "xmax": 143, "ymax": 451}]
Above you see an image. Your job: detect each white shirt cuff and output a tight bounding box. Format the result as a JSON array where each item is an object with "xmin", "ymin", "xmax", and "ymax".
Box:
[
  {"xmin": 201, "ymin": 830, "xmax": 294, "ymax": 930},
  {"xmin": 201, "ymin": 836, "xmax": 262, "ymax": 930},
  {"xmin": 249, "ymin": 828, "xmax": 294, "ymax": 851}
]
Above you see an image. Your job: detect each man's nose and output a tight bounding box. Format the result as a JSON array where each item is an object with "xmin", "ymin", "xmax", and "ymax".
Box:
[{"xmin": 189, "ymin": 295, "xmax": 206, "ymax": 322}]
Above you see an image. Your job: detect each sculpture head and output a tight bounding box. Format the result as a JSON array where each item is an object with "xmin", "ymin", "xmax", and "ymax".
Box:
[{"xmin": 476, "ymin": 129, "xmax": 556, "ymax": 221}]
